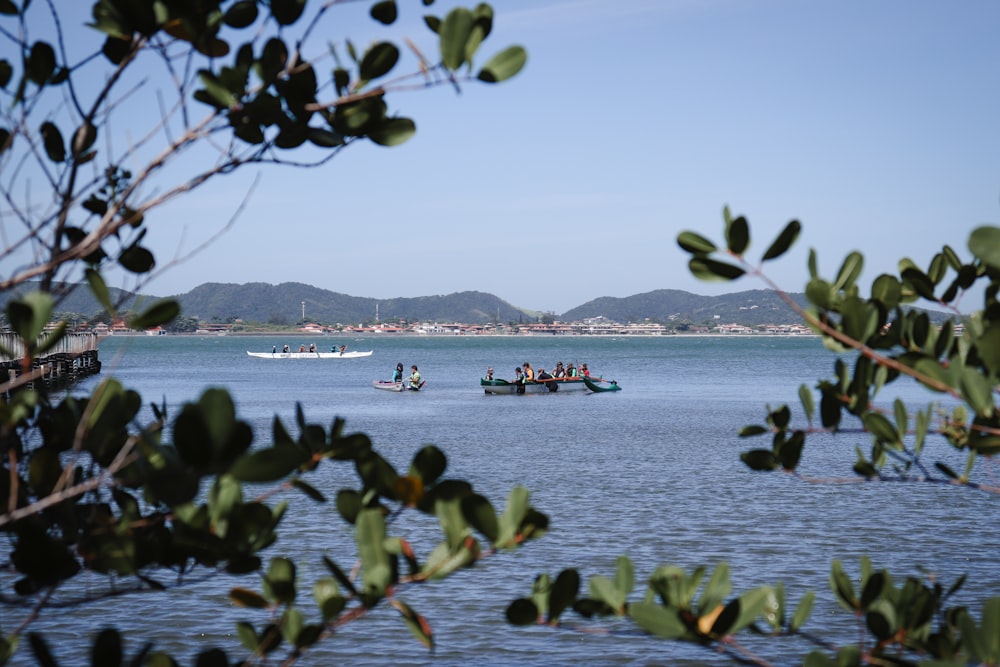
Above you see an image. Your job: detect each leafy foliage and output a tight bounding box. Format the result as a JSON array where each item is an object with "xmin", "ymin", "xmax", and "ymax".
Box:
[{"xmin": 0, "ymin": 0, "xmax": 533, "ymax": 664}]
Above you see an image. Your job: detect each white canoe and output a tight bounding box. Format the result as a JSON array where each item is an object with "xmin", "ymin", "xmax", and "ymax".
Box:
[
  {"xmin": 373, "ymin": 380, "xmax": 425, "ymax": 391},
  {"xmin": 247, "ymin": 350, "xmax": 373, "ymax": 359}
]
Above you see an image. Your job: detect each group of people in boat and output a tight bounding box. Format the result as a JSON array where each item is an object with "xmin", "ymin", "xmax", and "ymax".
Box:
[
  {"xmin": 485, "ymin": 361, "xmax": 590, "ymax": 393},
  {"xmin": 272, "ymin": 344, "xmax": 348, "ymax": 354},
  {"xmin": 391, "ymin": 362, "xmax": 423, "ymax": 390}
]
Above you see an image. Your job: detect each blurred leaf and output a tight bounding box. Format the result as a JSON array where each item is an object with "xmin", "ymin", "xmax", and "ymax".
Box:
[
  {"xmin": 27, "ymin": 41, "xmax": 56, "ymax": 84},
  {"xmin": 547, "ymin": 569, "xmax": 579, "ymax": 623},
  {"xmin": 71, "ymin": 122, "xmax": 97, "ymax": 158},
  {"xmin": 461, "ymin": 493, "xmax": 498, "ymax": 543},
  {"xmin": 630, "ymin": 601, "xmax": 686, "ymax": 639},
  {"xmin": 7, "ymin": 291, "xmax": 54, "ymax": 344},
  {"xmin": 833, "ymin": 251, "xmax": 863, "ymax": 292},
  {"xmin": 688, "ymin": 257, "xmax": 745, "ymax": 281},
  {"xmin": 968, "ymin": 226, "xmax": 1000, "ymax": 270},
  {"xmin": 790, "ymin": 590, "xmax": 815, "ymax": 632},
  {"xmin": 368, "ymin": 117, "xmax": 415, "ymax": 146},
  {"xmin": 291, "ymin": 478, "xmax": 326, "ymax": 502},
  {"xmin": 862, "ymin": 412, "xmax": 899, "ymax": 446},
  {"xmin": 263, "ymin": 557, "xmax": 297, "ymax": 605},
  {"xmin": 119, "ymin": 245, "xmax": 155, "ymax": 273},
  {"xmin": 359, "ymin": 42, "xmax": 398, "ymax": 84},
  {"xmin": 270, "ymin": 0, "xmax": 306, "ymax": 25},
  {"xmin": 677, "ymin": 231, "xmax": 717, "ymax": 255},
  {"xmin": 901, "ymin": 267, "xmax": 937, "ymax": 300},
  {"xmin": 230, "ymin": 447, "xmax": 307, "ymax": 482},
  {"xmin": 870, "ymin": 274, "xmax": 902, "ymax": 309},
  {"xmin": 505, "ymin": 598, "xmax": 539, "ymax": 625},
  {"xmin": 230, "ymin": 587, "xmax": 270, "ymax": 609},
  {"xmin": 477, "ymin": 46, "xmax": 527, "ymax": 83},
  {"xmin": 335, "ymin": 489, "xmax": 362, "ymax": 524},
  {"xmin": 390, "ymin": 598, "xmax": 434, "ymax": 649},
  {"xmin": 761, "ymin": 219, "xmax": 801, "ymax": 261},
  {"xmin": 40, "ymin": 121, "xmax": 65, "ymax": 162},
  {"xmin": 128, "ymin": 299, "xmax": 179, "ymax": 330},
  {"xmin": 371, "ymin": 0, "xmax": 397, "ymax": 24},
  {"xmin": 740, "ymin": 449, "xmax": 778, "ymax": 471},
  {"xmin": 439, "ymin": 7, "xmax": 474, "ymax": 70},
  {"xmin": 725, "ymin": 215, "xmax": 749, "ymax": 255},
  {"xmin": 830, "ymin": 560, "xmax": 858, "ymax": 612},
  {"xmin": 224, "ymin": 1, "xmax": 259, "ymax": 27}
]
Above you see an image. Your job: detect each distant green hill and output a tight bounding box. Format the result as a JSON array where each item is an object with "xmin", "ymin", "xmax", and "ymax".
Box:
[{"xmin": 3, "ymin": 281, "xmax": 846, "ymax": 326}]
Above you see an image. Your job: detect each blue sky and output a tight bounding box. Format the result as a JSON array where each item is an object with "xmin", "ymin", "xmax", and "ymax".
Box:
[{"xmin": 96, "ymin": 1, "xmax": 1000, "ymax": 314}]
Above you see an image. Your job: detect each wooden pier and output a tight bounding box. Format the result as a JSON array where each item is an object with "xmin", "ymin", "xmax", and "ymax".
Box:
[{"xmin": 0, "ymin": 333, "xmax": 102, "ymax": 399}]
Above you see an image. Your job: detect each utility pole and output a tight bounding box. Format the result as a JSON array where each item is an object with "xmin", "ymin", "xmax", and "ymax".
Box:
[{"xmin": 301, "ymin": 301, "xmax": 305, "ymax": 321}]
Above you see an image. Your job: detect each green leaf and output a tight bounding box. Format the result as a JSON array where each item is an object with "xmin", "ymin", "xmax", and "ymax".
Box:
[
  {"xmin": 359, "ymin": 41, "xmax": 399, "ymax": 84},
  {"xmin": 230, "ymin": 447, "xmax": 307, "ymax": 482},
  {"xmin": 0, "ymin": 59, "xmax": 12, "ymax": 88},
  {"xmin": 270, "ymin": 0, "xmax": 306, "ymax": 25},
  {"xmin": 391, "ymin": 598, "xmax": 434, "ymax": 648},
  {"xmin": 833, "ymin": 251, "xmax": 864, "ymax": 292},
  {"xmin": 862, "ymin": 412, "xmax": 899, "ymax": 446},
  {"xmin": 460, "ymin": 493, "xmax": 498, "ymax": 543},
  {"xmin": 89, "ymin": 629, "xmax": 121, "ymax": 667},
  {"xmin": 969, "ymin": 226, "xmax": 1000, "ymax": 270},
  {"xmin": 230, "ymin": 587, "xmax": 271, "ymax": 609},
  {"xmin": 505, "ymin": 598, "xmax": 539, "ymax": 625},
  {"xmin": 71, "ymin": 122, "xmax": 97, "ymax": 158},
  {"xmin": 740, "ymin": 449, "xmax": 778, "ymax": 471},
  {"xmin": 629, "ymin": 601, "xmax": 687, "ymax": 639},
  {"xmin": 761, "ymin": 219, "xmax": 801, "ymax": 261},
  {"xmin": 677, "ymin": 231, "xmax": 717, "ymax": 255},
  {"xmin": 370, "ymin": 1, "xmax": 398, "ymax": 25},
  {"xmin": 263, "ymin": 557, "xmax": 297, "ymax": 605},
  {"xmin": 870, "ymin": 274, "xmax": 902, "ymax": 309},
  {"xmin": 477, "ymin": 46, "xmax": 527, "ymax": 83},
  {"xmin": 958, "ymin": 365, "xmax": 995, "ymax": 418},
  {"xmin": 27, "ymin": 41, "xmax": 56, "ymax": 85},
  {"xmin": 290, "ymin": 478, "xmax": 326, "ymax": 502},
  {"xmin": 688, "ymin": 257, "xmax": 745, "ymax": 281},
  {"xmin": 7, "ymin": 291, "xmax": 54, "ymax": 344},
  {"xmin": 39, "ymin": 121, "xmax": 65, "ymax": 162},
  {"xmin": 410, "ymin": 445, "xmax": 446, "ymax": 484},
  {"xmin": 439, "ymin": 7, "xmax": 474, "ymax": 70},
  {"xmin": 614, "ymin": 555, "xmax": 635, "ymax": 598},
  {"xmin": 725, "ymin": 215, "xmax": 750, "ymax": 255},
  {"xmin": 335, "ymin": 489, "xmax": 362, "ymax": 524},
  {"xmin": 128, "ymin": 299, "xmax": 179, "ymax": 330},
  {"xmin": 356, "ymin": 508, "xmax": 392, "ymax": 597},
  {"xmin": 313, "ymin": 577, "xmax": 346, "ymax": 621},
  {"xmin": 368, "ymin": 117, "xmax": 415, "ymax": 147},
  {"xmin": 589, "ymin": 575, "xmax": 626, "ymax": 613},
  {"xmin": 901, "ymin": 267, "xmax": 937, "ymax": 300},
  {"xmin": 798, "ymin": 385, "xmax": 815, "ymax": 423},
  {"xmin": 830, "ymin": 560, "xmax": 858, "ymax": 612},
  {"xmin": 790, "ymin": 590, "xmax": 815, "ymax": 632},
  {"xmin": 223, "ymin": 1, "xmax": 259, "ymax": 28},
  {"xmin": 118, "ymin": 244, "xmax": 155, "ymax": 273},
  {"xmin": 197, "ymin": 69, "xmax": 239, "ymax": 109}
]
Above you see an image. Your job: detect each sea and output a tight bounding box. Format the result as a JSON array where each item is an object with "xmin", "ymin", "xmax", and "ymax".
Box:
[{"xmin": 12, "ymin": 334, "xmax": 998, "ymax": 666}]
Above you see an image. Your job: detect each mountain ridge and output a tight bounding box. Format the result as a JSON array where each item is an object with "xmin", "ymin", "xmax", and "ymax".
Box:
[{"xmin": 6, "ymin": 282, "xmax": 816, "ymax": 326}]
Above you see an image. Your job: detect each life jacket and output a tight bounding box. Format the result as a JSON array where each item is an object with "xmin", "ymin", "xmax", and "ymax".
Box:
[{"xmin": 524, "ymin": 366, "xmax": 534, "ymax": 382}]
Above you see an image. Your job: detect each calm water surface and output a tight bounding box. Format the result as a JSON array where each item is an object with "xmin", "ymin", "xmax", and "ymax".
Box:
[{"xmin": 18, "ymin": 334, "xmax": 998, "ymax": 666}]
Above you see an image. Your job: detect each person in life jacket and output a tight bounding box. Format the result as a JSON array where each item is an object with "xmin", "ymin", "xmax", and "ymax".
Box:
[
  {"xmin": 514, "ymin": 367, "xmax": 525, "ymax": 394},
  {"xmin": 392, "ymin": 363, "xmax": 404, "ymax": 383},
  {"xmin": 522, "ymin": 362, "xmax": 534, "ymax": 383},
  {"xmin": 409, "ymin": 365, "xmax": 422, "ymax": 390}
]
